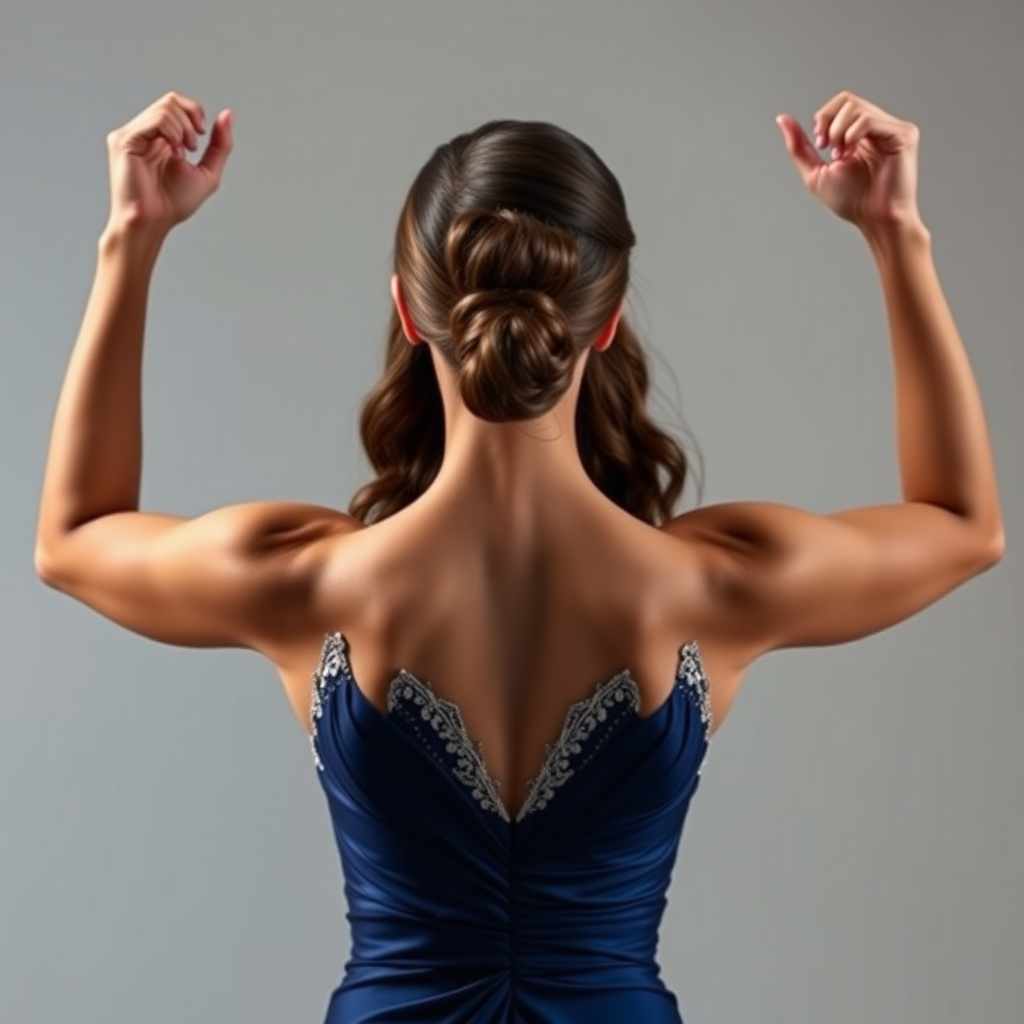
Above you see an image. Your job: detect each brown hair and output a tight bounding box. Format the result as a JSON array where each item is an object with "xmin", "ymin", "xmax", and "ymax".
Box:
[{"xmin": 348, "ymin": 119, "xmax": 697, "ymax": 526}]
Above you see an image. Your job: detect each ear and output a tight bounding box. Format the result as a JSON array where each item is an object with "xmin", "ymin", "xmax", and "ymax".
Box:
[
  {"xmin": 592, "ymin": 297, "xmax": 625, "ymax": 353},
  {"xmin": 391, "ymin": 274, "xmax": 423, "ymax": 344}
]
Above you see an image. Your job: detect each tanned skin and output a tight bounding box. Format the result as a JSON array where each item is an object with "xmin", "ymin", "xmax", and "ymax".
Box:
[{"xmin": 34, "ymin": 91, "xmax": 1004, "ymax": 817}]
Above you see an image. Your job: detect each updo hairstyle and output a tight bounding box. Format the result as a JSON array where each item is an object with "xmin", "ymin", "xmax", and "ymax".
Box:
[{"xmin": 349, "ymin": 120, "xmax": 694, "ymax": 525}]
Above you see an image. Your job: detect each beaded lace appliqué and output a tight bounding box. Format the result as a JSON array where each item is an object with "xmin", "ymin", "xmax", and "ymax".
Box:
[
  {"xmin": 512, "ymin": 671, "xmax": 641, "ymax": 820},
  {"xmin": 678, "ymin": 639, "xmax": 713, "ymax": 776},
  {"xmin": 310, "ymin": 632, "xmax": 714, "ymax": 813},
  {"xmin": 387, "ymin": 674, "xmax": 513, "ymax": 821},
  {"xmin": 387, "ymin": 667, "xmax": 642, "ymax": 823},
  {"xmin": 310, "ymin": 632, "xmax": 349, "ymax": 772}
]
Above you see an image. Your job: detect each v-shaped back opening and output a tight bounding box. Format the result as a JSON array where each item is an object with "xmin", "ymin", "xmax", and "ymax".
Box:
[{"xmin": 310, "ymin": 631, "xmax": 713, "ymax": 823}]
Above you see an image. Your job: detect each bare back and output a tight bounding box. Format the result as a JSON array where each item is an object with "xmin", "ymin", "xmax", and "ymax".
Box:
[{"xmin": 274, "ymin": 491, "xmax": 741, "ymax": 819}]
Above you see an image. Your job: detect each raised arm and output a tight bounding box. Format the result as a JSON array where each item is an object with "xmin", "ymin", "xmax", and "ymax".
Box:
[
  {"xmin": 34, "ymin": 92, "xmax": 357, "ymax": 653},
  {"xmin": 666, "ymin": 92, "xmax": 1004, "ymax": 657}
]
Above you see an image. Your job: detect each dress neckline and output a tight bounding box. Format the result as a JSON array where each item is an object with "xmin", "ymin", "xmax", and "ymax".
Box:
[{"xmin": 310, "ymin": 631, "xmax": 713, "ymax": 823}]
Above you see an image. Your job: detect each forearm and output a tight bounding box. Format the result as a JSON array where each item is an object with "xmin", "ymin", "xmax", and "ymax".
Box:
[
  {"xmin": 865, "ymin": 219, "xmax": 1004, "ymax": 546},
  {"xmin": 35, "ymin": 223, "xmax": 165, "ymax": 562}
]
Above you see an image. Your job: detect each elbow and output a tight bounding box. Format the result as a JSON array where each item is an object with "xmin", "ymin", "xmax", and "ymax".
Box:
[
  {"xmin": 34, "ymin": 548, "xmax": 59, "ymax": 587},
  {"xmin": 986, "ymin": 528, "xmax": 1006, "ymax": 566},
  {"xmin": 975, "ymin": 524, "xmax": 1006, "ymax": 570},
  {"xmin": 34, "ymin": 542, "xmax": 68, "ymax": 589}
]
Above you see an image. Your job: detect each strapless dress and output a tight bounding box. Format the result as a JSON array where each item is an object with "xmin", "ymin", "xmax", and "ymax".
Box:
[{"xmin": 310, "ymin": 631, "xmax": 712, "ymax": 1023}]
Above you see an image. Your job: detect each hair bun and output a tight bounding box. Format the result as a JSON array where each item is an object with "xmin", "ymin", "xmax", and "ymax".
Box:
[
  {"xmin": 444, "ymin": 207, "xmax": 581, "ymax": 296},
  {"xmin": 443, "ymin": 209, "xmax": 582, "ymax": 421}
]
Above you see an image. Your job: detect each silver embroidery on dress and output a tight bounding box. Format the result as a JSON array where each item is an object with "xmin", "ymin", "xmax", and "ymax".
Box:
[
  {"xmin": 312, "ymin": 631, "xmax": 714, "ymax": 805},
  {"xmin": 678, "ymin": 639, "xmax": 713, "ymax": 775},
  {"xmin": 387, "ymin": 673, "xmax": 512, "ymax": 822},
  {"xmin": 386, "ymin": 668, "xmax": 641, "ymax": 822},
  {"xmin": 310, "ymin": 631, "xmax": 349, "ymax": 772},
  {"xmin": 515, "ymin": 671, "xmax": 641, "ymax": 820}
]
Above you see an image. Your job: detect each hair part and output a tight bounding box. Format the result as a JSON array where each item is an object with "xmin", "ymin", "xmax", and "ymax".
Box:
[{"xmin": 349, "ymin": 119, "xmax": 696, "ymax": 526}]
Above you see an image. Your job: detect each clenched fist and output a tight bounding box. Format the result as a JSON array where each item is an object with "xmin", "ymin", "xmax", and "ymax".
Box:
[
  {"xmin": 776, "ymin": 91, "xmax": 922, "ymax": 231},
  {"xmin": 104, "ymin": 91, "xmax": 233, "ymax": 237}
]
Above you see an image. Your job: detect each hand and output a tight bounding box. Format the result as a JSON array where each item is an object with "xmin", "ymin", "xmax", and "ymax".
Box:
[
  {"xmin": 776, "ymin": 91, "xmax": 922, "ymax": 232},
  {"xmin": 104, "ymin": 91, "xmax": 233, "ymax": 237}
]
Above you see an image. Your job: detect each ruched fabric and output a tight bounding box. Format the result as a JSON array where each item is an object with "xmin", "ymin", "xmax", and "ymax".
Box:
[{"xmin": 311, "ymin": 633, "xmax": 710, "ymax": 1024}]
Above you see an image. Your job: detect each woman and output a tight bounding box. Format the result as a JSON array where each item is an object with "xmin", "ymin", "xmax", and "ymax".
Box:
[{"xmin": 35, "ymin": 90, "xmax": 1004, "ymax": 1023}]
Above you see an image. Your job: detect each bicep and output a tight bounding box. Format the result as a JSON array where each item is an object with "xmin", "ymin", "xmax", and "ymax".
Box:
[
  {"xmin": 669, "ymin": 500, "xmax": 1003, "ymax": 655},
  {"xmin": 34, "ymin": 503, "xmax": 355, "ymax": 650}
]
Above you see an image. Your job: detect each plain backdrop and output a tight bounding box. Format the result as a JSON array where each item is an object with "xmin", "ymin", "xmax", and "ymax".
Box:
[{"xmin": 1, "ymin": 2, "xmax": 1021, "ymax": 1022}]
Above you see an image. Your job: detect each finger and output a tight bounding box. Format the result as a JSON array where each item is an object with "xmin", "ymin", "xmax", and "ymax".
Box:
[
  {"xmin": 816, "ymin": 98, "xmax": 866, "ymax": 152},
  {"xmin": 840, "ymin": 109, "xmax": 914, "ymax": 155},
  {"xmin": 775, "ymin": 115, "xmax": 825, "ymax": 184},
  {"xmin": 824, "ymin": 100, "xmax": 859, "ymax": 154},
  {"xmin": 151, "ymin": 102, "xmax": 193, "ymax": 156},
  {"xmin": 114, "ymin": 108, "xmax": 185, "ymax": 155},
  {"xmin": 838, "ymin": 112, "xmax": 872, "ymax": 152},
  {"xmin": 165, "ymin": 91, "xmax": 207, "ymax": 135},
  {"xmin": 156, "ymin": 94, "xmax": 205, "ymax": 154},
  {"xmin": 196, "ymin": 109, "xmax": 234, "ymax": 186},
  {"xmin": 160, "ymin": 103, "xmax": 196, "ymax": 155},
  {"xmin": 133, "ymin": 93, "xmax": 204, "ymax": 156},
  {"xmin": 813, "ymin": 90, "xmax": 860, "ymax": 145}
]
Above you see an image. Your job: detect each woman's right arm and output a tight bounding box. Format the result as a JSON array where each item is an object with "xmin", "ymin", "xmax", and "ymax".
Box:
[{"xmin": 665, "ymin": 94, "xmax": 1004, "ymax": 657}]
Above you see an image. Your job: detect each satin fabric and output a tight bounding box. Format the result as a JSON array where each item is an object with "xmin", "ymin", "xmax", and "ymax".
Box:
[{"xmin": 311, "ymin": 633, "xmax": 710, "ymax": 1024}]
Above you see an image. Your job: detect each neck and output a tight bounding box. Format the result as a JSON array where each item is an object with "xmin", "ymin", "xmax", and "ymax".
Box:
[
  {"xmin": 432, "ymin": 406, "xmax": 596, "ymax": 506},
  {"xmin": 427, "ymin": 434, "xmax": 606, "ymax": 568},
  {"xmin": 423, "ymin": 347, "xmax": 599, "ymax": 517}
]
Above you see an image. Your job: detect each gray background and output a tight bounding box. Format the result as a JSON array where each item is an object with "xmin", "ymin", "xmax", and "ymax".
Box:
[{"xmin": 1, "ymin": 1, "xmax": 1021, "ymax": 1022}]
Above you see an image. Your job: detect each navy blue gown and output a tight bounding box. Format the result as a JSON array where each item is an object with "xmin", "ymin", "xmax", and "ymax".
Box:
[{"xmin": 310, "ymin": 631, "xmax": 712, "ymax": 1023}]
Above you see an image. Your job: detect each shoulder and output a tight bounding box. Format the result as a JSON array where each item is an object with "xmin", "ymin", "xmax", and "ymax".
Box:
[
  {"xmin": 211, "ymin": 500, "xmax": 365, "ymax": 630},
  {"xmin": 204, "ymin": 500, "xmax": 363, "ymax": 548},
  {"xmin": 36, "ymin": 500, "xmax": 365, "ymax": 654},
  {"xmin": 658, "ymin": 500, "xmax": 781, "ymax": 604},
  {"xmin": 660, "ymin": 497, "xmax": 1002, "ymax": 654}
]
